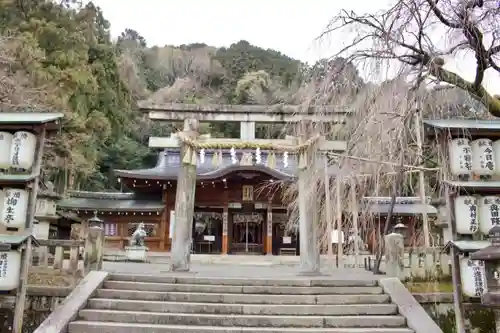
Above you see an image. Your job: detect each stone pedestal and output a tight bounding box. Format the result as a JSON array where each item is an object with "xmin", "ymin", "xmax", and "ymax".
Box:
[{"xmin": 125, "ymin": 246, "xmax": 148, "ymax": 262}]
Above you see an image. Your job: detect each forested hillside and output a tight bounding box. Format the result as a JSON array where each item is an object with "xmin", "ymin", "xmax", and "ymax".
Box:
[
  {"xmin": 0, "ymin": 0, "xmax": 353, "ymax": 192},
  {"xmin": 2, "ymin": 1, "xmax": 481, "ymax": 197}
]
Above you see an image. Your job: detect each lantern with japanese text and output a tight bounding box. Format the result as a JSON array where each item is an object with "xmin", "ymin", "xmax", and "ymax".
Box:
[
  {"xmin": 454, "ymin": 196, "xmax": 478, "ymax": 235},
  {"xmin": 0, "ymin": 188, "xmax": 29, "ymax": 228},
  {"xmin": 479, "ymin": 196, "xmax": 500, "ymax": 235},
  {"xmin": 0, "ymin": 132, "xmax": 13, "ymax": 169},
  {"xmin": 0, "ymin": 250, "xmax": 22, "ymax": 291},
  {"xmin": 448, "ymin": 138, "xmax": 472, "ymax": 176},
  {"xmin": 471, "ymin": 138, "xmax": 495, "ymax": 176},
  {"xmin": 460, "ymin": 258, "xmax": 487, "ymax": 297},
  {"xmin": 0, "ymin": 190, "xmax": 3, "ymax": 217},
  {"xmin": 493, "ymin": 140, "xmax": 500, "ymax": 174},
  {"xmin": 10, "ymin": 131, "xmax": 37, "ymax": 170}
]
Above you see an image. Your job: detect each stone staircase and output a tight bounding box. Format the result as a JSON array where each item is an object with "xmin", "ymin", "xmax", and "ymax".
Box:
[{"xmin": 66, "ymin": 273, "xmax": 416, "ymax": 333}]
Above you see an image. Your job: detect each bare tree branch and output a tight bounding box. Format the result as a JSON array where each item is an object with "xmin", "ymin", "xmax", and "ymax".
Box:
[{"xmin": 323, "ymin": 0, "xmax": 500, "ymax": 116}]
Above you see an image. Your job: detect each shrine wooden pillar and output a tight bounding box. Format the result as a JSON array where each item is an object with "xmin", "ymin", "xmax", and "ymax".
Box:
[
  {"xmin": 266, "ymin": 202, "xmax": 273, "ymax": 255},
  {"xmin": 159, "ymin": 187, "xmax": 168, "ymax": 250},
  {"xmin": 222, "ymin": 191, "xmax": 229, "ymax": 254},
  {"xmin": 222, "ymin": 207, "xmax": 229, "ymax": 254}
]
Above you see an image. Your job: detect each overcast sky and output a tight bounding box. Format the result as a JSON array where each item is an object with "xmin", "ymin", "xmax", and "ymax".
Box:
[{"xmin": 93, "ymin": 0, "xmax": 500, "ymax": 94}]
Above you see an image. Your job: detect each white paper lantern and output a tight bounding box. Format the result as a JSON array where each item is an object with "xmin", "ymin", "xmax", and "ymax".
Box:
[
  {"xmin": 0, "ymin": 190, "xmax": 3, "ymax": 222},
  {"xmin": 471, "ymin": 138, "xmax": 495, "ymax": 176},
  {"xmin": 448, "ymin": 138, "xmax": 472, "ymax": 176},
  {"xmin": 0, "ymin": 132, "xmax": 13, "ymax": 169},
  {"xmin": 478, "ymin": 196, "xmax": 500, "ymax": 235},
  {"xmin": 0, "ymin": 250, "xmax": 22, "ymax": 291},
  {"xmin": 0, "ymin": 188, "xmax": 29, "ymax": 228},
  {"xmin": 454, "ymin": 196, "xmax": 478, "ymax": 235},
  {"xmin": 493, "ymin": 140, "xmax": 500, "ymax": 174},
  {"xmin": 460, "ymin": 258, "xmax": 487, "ymax": 298},
  {"xmin": 10, "ymin": 131, "xmax": 37, "ymax": 170}
]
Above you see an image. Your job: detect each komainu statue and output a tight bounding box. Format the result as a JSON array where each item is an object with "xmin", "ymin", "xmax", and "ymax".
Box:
[
  {"xmin": 384, "ymin": 223, "xmax": 407, "ymax": 278},
  {"xmin": 129, "ymin": 223, "xmax": 147, "ymax": 247}
]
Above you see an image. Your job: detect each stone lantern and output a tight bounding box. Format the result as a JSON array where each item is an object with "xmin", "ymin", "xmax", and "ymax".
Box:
[{"xmin": 88, "ymin": 211, "xmax": 104, "ymax": 229}]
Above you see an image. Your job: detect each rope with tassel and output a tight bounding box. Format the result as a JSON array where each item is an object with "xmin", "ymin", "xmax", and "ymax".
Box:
[{"xmin": 176, "ymin": 131, "xmax": 321, "ymax": 170}]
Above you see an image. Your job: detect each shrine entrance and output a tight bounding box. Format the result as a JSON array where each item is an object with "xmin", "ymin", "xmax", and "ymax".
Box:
[
  {"xmin": 192, "ymin": 211, "xmax": 223, "ymax": 254},
  {"xmin": 230, "ymin": 211, "xmax": 265, "ymax": 254},
  {"xmin": 138, "ymin": 101, "xmax": 348, "ymax": 273}
]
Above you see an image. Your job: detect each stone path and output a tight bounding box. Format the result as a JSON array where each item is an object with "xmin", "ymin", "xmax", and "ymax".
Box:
[{"xmin": 102, "ymin": 261, "xmax": 376, "ymax": 280}]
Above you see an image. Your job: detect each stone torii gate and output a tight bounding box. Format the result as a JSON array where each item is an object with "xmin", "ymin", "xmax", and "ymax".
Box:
[{"xmin": 138, "ymin": 102, "xmax": 348, "ymax": 275}]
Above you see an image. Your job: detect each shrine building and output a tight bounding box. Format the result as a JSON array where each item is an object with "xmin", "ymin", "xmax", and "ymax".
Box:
[
  {"xmin": 57, "ymin": 153, "xmax": 441, "ymax": 256},
  {"xmin": 58, "ymin": 148, "xmax": 338, "ymax": 255}
]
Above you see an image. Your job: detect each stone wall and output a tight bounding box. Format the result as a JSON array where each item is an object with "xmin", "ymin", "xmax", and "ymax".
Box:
[
  {"xmin": 0, "ymin": 287, "xmax": 70, "ymax": 333},
  {"xmin": 416, "ymin": 294, "xmax": 495, "ymax": 333}
]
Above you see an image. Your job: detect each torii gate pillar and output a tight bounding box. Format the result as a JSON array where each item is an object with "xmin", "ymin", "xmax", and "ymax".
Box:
[
  {"xmin": 296, "ymin": 122, "xmax": 321, "ymax": 275},
  {"xmin": 170, "ymin": 119, "xmax": 199, "ymax": 271}
]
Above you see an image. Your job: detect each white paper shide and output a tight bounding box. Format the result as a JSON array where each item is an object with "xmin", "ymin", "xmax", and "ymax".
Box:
[
  {"xmin": 0, "ymin": 132, "xmax": 13, "ymax": 169},
  {"xmin": 478, "ymin": 196, "xmax": 500, "ymax": 235},
  {"xmin": 448, "ymin": 138, "xmax": 472, "ymax": 176},
  {"xmin": 10, "ymin": 131, "xmax": 37, "ymax": 170},
  {"xmin": 471, "ymin": 138, "xmax": 495, "ymax": 176},
  {"xmin": 0, "ymin": 251, "xmax": 22, "ymax": 291},
  {"xmin": 454, "ymin": 196, "xmax": 478, "ymax": 235},
  {"xmin": 460, "ymin": 258, "xmax": 487, "ymax": 297},
  {"xmin": 0, "ymin": 189, "xmax": 29, "ymax": 228}
]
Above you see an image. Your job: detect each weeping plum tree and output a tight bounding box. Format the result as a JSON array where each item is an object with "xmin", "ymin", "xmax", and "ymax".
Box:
[
  {"xmin": 323, "ymin": 0, "xmax": 500, "ymax": 115},
  {"xmin": 300, "ymin": 0, "xmax": 499, "ymax": 273}
]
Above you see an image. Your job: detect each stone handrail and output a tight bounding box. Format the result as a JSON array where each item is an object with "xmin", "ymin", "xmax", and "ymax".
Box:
[
  {"xmin": 33, "ymin": 271, "xmax": 109, "ymax": 333},
  {"xmin": 32, "ymin": 227, "xmax": 105, "ymax": 277},
  {"xmin": 379, "ymin": 278, "xmax": 443, "ymax": 333}
]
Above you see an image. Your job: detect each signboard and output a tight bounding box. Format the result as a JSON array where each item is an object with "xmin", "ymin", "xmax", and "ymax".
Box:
[{"xmin": 242, "ymin": 185, "xmax": 254, "ymax": 201}]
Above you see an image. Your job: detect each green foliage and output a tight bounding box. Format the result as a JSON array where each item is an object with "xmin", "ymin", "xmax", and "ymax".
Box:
[
  {"xmin": 429, "ymin": 306, "xmax": 495, "ymax": 333},
  {"xmin": 0, "ymin": 1, "xmax": 324, "ymax": 191}
]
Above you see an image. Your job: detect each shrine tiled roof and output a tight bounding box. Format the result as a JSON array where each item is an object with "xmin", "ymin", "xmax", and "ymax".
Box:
[
  {"xmin": 443, "ymin": 240, "xmax": 491, "ymax": 254},
  {"xmin": 58, "ymin": 191, "xmax": 163, "ymax": 212},
  {"xmin": 360, "ymin": 197, "xmax": 438, "ymax": 215},
  {"xmin": 0, "ymin": 174, "xmax": 37, "ymax": 183},
  {"xmin": 114, "ymin": 149, "xmax": 339, "ymax": 181},
  {"xmin": 0, "ymin": 112, "xmax": 64, "ymax": 125},
  {"xmin": 423, "ymin": 119, "xmax": 500, "ymax": 131}
]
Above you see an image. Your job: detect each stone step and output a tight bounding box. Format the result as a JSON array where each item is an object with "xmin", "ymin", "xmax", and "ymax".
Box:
[
  {"xmin": 103, "ymin": 281, "xmax": 384, "ymax": 295},
  {"xmin": 69, "ymin": 321, "xmax": 414, "ymax": 333},
  {"xmin": 88, "ymin": 298, "xmax": 398, "ymax": 316},
  {"xmin": 95, "ymin": 289, "xmax": 391, "ymax": 304},
  {"xmin": 78, "ymin": 310, "xmax": 406, "ymax": 328},
  {"xmin": 108, "ymin": 274, "xmax": 378, "ymax": 287}
]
